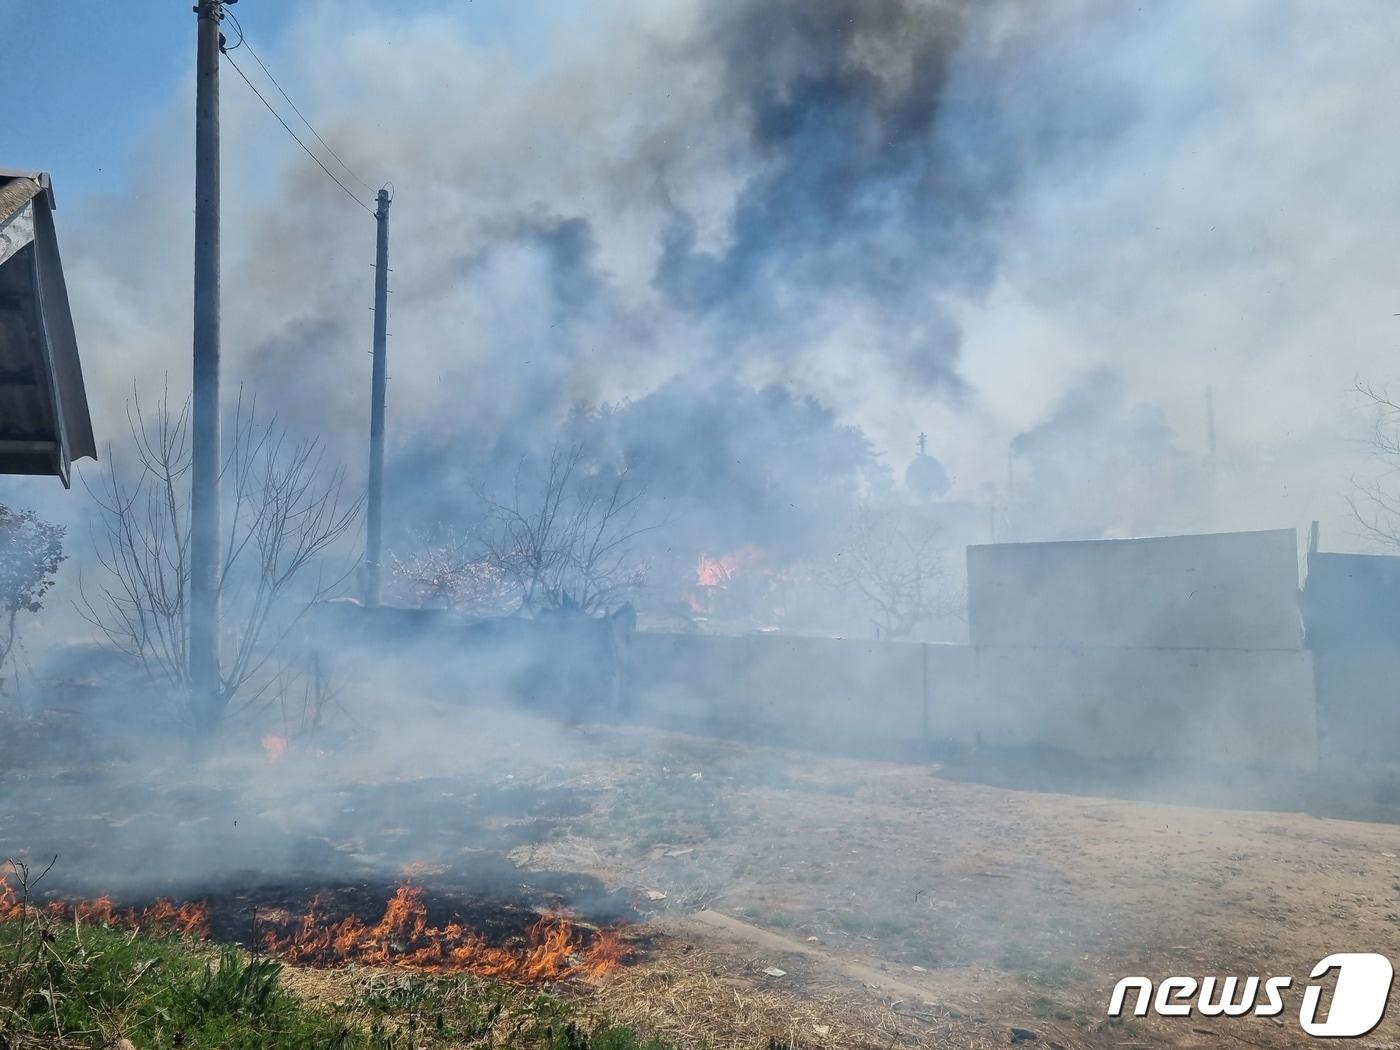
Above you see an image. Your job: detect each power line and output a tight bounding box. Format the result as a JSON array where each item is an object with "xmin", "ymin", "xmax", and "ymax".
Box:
[
  {"xmin": 222, "ymin": 48, "xmax": 374, "ymax": 216},
  {"xmin": 224, "ymin": 9, "xmax": 373, "ymax": 194},
  {"xmin": 221, "ymin": 6, "xmax": 244, "ymax": 52}
]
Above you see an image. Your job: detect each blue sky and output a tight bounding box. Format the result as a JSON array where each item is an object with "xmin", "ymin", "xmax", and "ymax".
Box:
[{"xmin": 4, "ymin": 2, "xmax": 567, "ymax": 205}]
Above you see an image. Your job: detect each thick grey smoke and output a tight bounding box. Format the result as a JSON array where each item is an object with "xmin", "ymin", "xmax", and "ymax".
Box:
[
  {"xmin": 54, "ymin": 1, "xmax": 1022, "ymax": 513},
  {"xmin": 12, "ymin": 0, "xmax": 1400, "ymax": 578},
  {"xmin": 657, "ymin": 0, "xmax": 983, "ymax": 390}
]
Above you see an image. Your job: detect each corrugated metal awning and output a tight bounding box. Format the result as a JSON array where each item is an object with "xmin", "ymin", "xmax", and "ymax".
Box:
[{"xmin": 0, "ymin": 168, "xmax": 96, "ymax": 486}]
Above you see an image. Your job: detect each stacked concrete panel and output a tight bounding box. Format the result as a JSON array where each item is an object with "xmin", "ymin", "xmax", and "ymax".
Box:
[{"xmin": 626, "ymin": 529, "xmax": 1320, "ymax": 772}]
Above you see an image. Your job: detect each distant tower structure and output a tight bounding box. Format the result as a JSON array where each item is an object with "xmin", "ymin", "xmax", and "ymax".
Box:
[{"xmin": 905, "ymin": 431, "xmax": 949, "ymax": 498}]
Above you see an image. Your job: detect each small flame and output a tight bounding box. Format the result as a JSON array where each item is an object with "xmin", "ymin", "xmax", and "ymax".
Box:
[
  {"xmin": 262, "ymin": 734, "xmax": 290, "ymax": 762},
  {"xmin": 695, "ymin": 546, "xmax": 763, "ymax": 589},
  {"xmin": 685, "ymin": 545, "xmax": 798, "ymax": 627},
  {"xmin": 0, "ymin": 867, "xmax": 208, "ymax": 936},
  {"xmin": 688, "ymin": 546, "xmax": 766, "ymax": 614}
]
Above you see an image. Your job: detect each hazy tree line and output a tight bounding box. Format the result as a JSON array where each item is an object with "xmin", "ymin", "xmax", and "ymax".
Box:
[
  {"xmin": 28, "ymin": 372, "xmax": 1400, "ymax": 741},
  {"xmin": 0, "ymin": 376, "xmax": 980, "ymax": 740}
]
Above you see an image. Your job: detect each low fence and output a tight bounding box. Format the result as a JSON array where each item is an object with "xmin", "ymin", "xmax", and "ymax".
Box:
[{"xmin": 628, "ymin": 632, "xmax": 1318, "ymax": 772}]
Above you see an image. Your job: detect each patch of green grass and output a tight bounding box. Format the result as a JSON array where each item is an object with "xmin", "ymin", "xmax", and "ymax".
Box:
[
  {"xmin": 583, "ymin": 768, "xmax": 733, "ymax": 852},
  {"xmin": 548, "ymin": 1023, "xmax": 670, "ymax": 1050},
  {"xmin": 0, "ymin": 920, "xmax": 671, "ymax": 1049},
  {"xmin": 820, "ymin": 908, "xmax": 942, "ymax": 967},
  {"xmin": 0, "ymin": 925, "xmax": 369, "ymax": 1049},
  {"xmin": 738, "ymin": 906, "xmax": 796, "ymax": 929},
  {"xmin": 995, "ymin": 944, "xmax": 1084, "ymax": 991},
  {"xmin": 1028, "ymin": 993, "xmax": 1095, "ymax": 1028},
  {"xmin": 1029, "ymin": 994, "xmax": 1072, "ymax": 1021},
  {"xmin": 832, "ymin": 911, "xmax": 907, "ymax": 940},
  {"xmin": 356, "ymin": 972, "xmax": 578, "ymax": 1046}
]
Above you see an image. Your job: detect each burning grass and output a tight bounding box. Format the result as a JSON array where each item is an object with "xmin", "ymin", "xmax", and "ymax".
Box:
[
  {"xmin": 264, "ymin": 883, "xmax": 625, "ymax": 983},
  {"xmin": 1, "ymin": 864, "xmax": 625, "ymax": 988},
  {"xmin": 0, "ymin": 862, "xmax": 209, "ymax": 938},
  {"xmin": 0, "ymin": 922, "xmax": 659, "ymax": 1050},
  {"xmin": 0, "ymin": 862, "xmax": 658, "ymax": 1049}
]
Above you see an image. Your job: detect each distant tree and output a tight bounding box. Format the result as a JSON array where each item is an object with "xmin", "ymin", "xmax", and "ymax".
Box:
[
  {"xmin": 827, "ymin": 504, "xmax": 959, "ymax": 641},
  {"xmin": 1352, "ymin": 381, "xmax": 1400, "ymax": 549},
  {"xmin": 0, "ymin": 505, "xmax": 65, "ymax": 689},
  {"xmin": 476, "ymin": 441, "xmax": 653, "ymax": 615},
  {"xmin": 582, "ymin": 377, "xmax": 889, "ymax": 562},
  {"xmin": 79, "ymin": 388, "xmax": 361, "ymax": 734}
]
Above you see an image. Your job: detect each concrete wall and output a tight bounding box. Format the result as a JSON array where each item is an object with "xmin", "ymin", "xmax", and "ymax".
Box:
[
  {"xmin": 1304, "ymin": 551, "xmax": 1400, "ymax": 768},
  {"xmin": 628, "ymin": 632, "xmax": 967, "ymax": 757},
  {"xmin": 945, "ymin": 646, "xmax": 1317, "ymax": 771},
  {"xmin": 629, "ymin": 631, "xmax": 1318, "ymax": 771},
  {"xmin": 967, "ymin": 529, "xmax": 1304, "ymax": 650}
]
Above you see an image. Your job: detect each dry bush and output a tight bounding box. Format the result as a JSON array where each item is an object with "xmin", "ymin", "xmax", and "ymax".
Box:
[{"xmin": 79, "ymin": 387, "xmax": 361, "ymax": 734}]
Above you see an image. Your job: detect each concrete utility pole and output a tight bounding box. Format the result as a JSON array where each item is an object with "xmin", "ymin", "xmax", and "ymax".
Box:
[
  {"xmin": 364, "ymin": 188, "xmax": 391, "ymax": 606},
  {"xmin": 190, "ymin": 0, "xmax": 227, "ymax": 731}
]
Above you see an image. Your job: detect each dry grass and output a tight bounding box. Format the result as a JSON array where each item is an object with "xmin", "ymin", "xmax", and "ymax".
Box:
[
  {"xmin": 590, "ymin": 936, "xmax": 1081, "ymax": 1050},
  {"xmin": 595, "ymin": 941, "xmax": 929, "ymax": 1049},
  {"xmin": 0, "ymin": 1034, "xmax": 93, "ymax": 1049}
]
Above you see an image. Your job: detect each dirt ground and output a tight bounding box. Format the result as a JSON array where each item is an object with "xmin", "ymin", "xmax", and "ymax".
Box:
[
  {"xmin": 506, "ymin": 723, "xmax": 1400, "ymax": 1049},
  {"xmin": 3, "ymin": 700, "xmax": 1400, "ymax": 1048}
]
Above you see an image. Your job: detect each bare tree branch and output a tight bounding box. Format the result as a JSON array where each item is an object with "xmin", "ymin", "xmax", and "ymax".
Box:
[
  {"xmin": 827, "ymin": 504, "xmax": 960, "ymax": 641},
  {"xmin": 78, "ymin": 384, "xmax": 363, "ymax": 733},
  {"xmin": 467, "ymin": 440, "xmax": 654, "ymax": 616}
]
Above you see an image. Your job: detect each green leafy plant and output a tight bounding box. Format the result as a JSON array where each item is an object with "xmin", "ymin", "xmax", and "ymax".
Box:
[{"xmin": 0, "ymin": 504, "xmax": 65, "ymax": 689}]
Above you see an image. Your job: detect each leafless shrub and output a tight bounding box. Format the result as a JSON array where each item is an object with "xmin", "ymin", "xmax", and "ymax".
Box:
[
  {"xmin": 475, "ymin": 441, "xmax": 654, "ymax": 615},
  {"xmin": 827, "ymin": 503, "xmax": 961, "ymax": 641},
  {"xmin": 389, "ymin": 526, "xmax": 514, "ymax": 614},
  {"xmin": 78, "ymin": 385, "xmax": 361, "ymax": 733},
  {"xmin": 1351, "ymin": 381, "xmax": 1400, "ymax": 550},
  {"xmin": 0, "ymin": 856, "xmax": 58, "ymax": 1037},
  {"xmin": 263, "ymin": 650, "xmax": 349, "ymax": 752}
]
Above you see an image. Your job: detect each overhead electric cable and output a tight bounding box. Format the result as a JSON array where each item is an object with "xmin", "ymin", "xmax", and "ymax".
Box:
[
  {"xmin": 222, "ymin": 48, "xmax": 374, "ymax": 216},
  {"xmin": 225, "ymin": 9, "xmax": 374, "ymax": 193}
]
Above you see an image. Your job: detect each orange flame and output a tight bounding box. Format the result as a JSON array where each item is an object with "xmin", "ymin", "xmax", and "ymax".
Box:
[
  {"xmin": 263, "ymin": 884, "xmax": 624, "ymax": 983},
  {"xmin": 688, "ymin": 546, "xmax": 767, "ymax": 614},
  {"xmin": 694, "ymin": 546, "xmax": 763, "ymax": 588},
  {"xmin": 0, "ymin": 869, "xmax": 622, "ymax": 985},
  {"xmin": 0, "ymin": 866, "xmax": 208, "ymax": 936},
  {"xmin": 686, "ymin": 545, "xmax": 801, "ymax": 626},
  {"xmin": 262, "ymin": 734, "xmax": 290, "ymax": 762}
]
